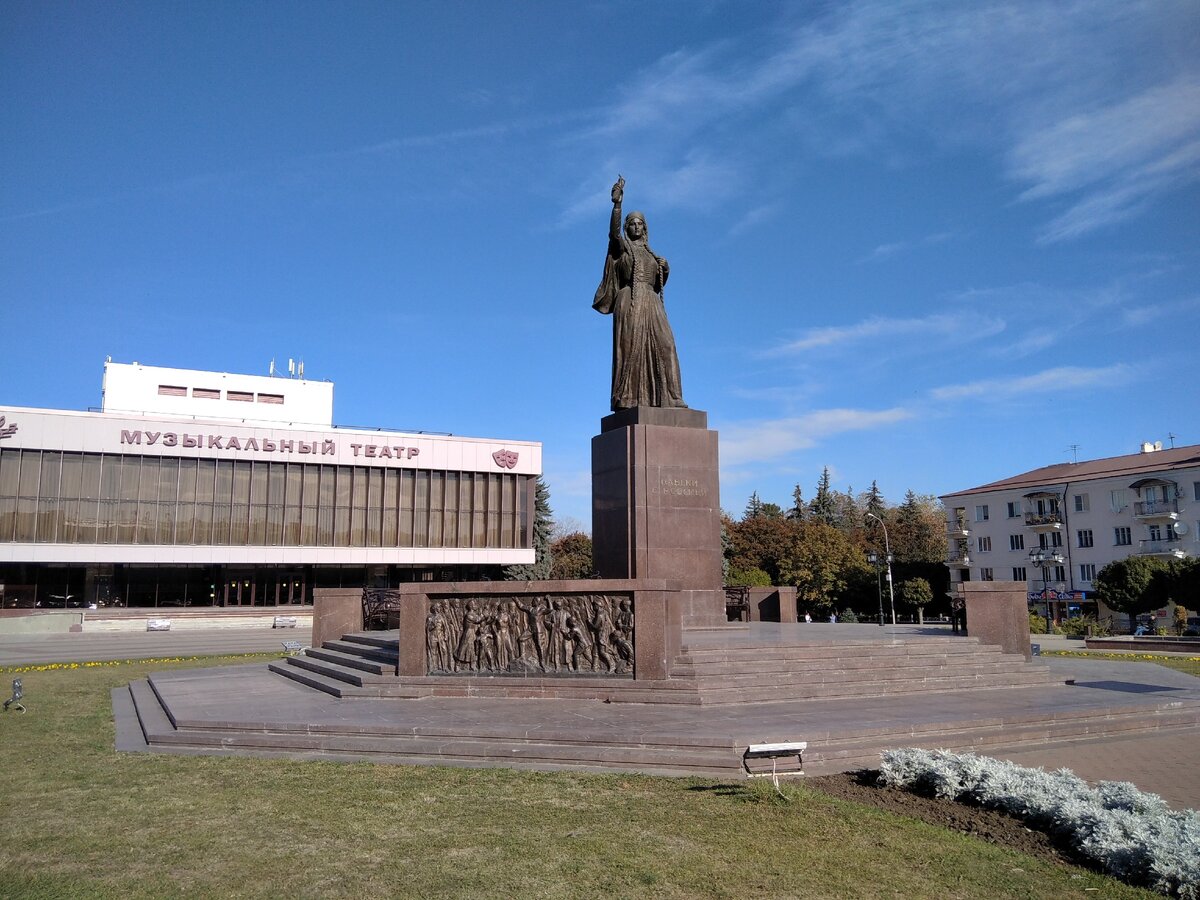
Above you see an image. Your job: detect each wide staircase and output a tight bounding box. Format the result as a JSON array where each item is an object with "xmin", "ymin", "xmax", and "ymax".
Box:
[{"xmin": 265, "ymin": 628, "xmax": 1065, "ymax": 705}]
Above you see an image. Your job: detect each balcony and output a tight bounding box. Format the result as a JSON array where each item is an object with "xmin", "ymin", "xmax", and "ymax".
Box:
[
  {"xmin": 946, "ymin": 520, "xmax": 970, "ymax": 538},
  {"xmin": 1138, "ymin": 539, "xmax": 1188, "ymax": 559},
  {"xmin": 1024, "ymin": 511, "xmax": 1063, "ymax": 532},
  {"xmin": 945, "ymin": 550, "xmax": 972, "ymax": 568},
  {"xmin": 1133, "ymin": 499, "xmax": 1180, "ymax": 521}
]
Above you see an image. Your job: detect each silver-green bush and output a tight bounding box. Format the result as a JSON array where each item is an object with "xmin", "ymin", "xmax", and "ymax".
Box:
[{"xmin": 878, "ymin": 748, "xmax": 1200, "ymax": 898}]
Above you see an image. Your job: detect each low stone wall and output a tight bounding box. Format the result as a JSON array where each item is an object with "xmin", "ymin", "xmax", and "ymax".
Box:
[
  {"xmin": 745, "ymin": 586, "xmax": 798, "ymax": 623},
  {"xmin": 314, "ymin": 579, "xmax": 685, "ymax": 680},
  {"xmin": 961, "ymin": 581, "xmax": 1032, "ymax": 660}
]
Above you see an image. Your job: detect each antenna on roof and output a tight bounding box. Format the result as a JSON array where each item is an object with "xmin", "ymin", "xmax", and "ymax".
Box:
[
  {"xmin": 1066, "ymin": 444, "xmax": 1080, "ymax": 464},
  {"xmin": 1168, "ymin": 432, "xmax": 1177, "ymax": 448}
]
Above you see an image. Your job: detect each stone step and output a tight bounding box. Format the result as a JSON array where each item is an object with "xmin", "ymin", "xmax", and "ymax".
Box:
[
  {"xmin": 690, "ymin": 671, "xmax": 1063, "ymax": 705},
  {"xmin": 117, "ymin": 674, "xmax": 1200, "ymax": 778},
  {"xmin": 679, "ymin": 661, "xmax": 1051, "ymax": 689},
  {"xmin": 283, "ymin": 654, "xmax": 400, "ymax": 686},
  {"xmin": 320, "ymin": 638, "xmax": 399, "ymax": 665},
  {"xmin": 799, "ymin": 705, "xmax": 1200, "ymax": 776},
  {"xmin": 339, "ymin": 631, "xmax": 400, "ymax": 651},
  {"xmin": 674, "ymin": 644, "xmax": 1001, "ymax": 665},
  {"xmin": 303, "ymin": 646, "xmax": 395, "ymax": 675},
  {"xmin": 669, "ymin": 653, "xmax": 1015, "ymax": 677}
]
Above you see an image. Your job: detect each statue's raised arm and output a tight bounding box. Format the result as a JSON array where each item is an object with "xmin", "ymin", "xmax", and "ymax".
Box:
[{"xmin": 592, "ymin": 178, "xmax": 686, "ymax": 412}]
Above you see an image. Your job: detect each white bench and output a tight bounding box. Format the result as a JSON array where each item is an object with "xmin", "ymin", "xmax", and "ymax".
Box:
[
  {"xmin": 743, "ymin": 741, "xmax": 807, "ymax": 787},
  {"xmin": 281, "ymin": 640, "xmax": 305, "ymax": 656},
  {"xmin": 146, "ymin": 619, "xmax": 171, "ymax": 632},
  {"xmin": 273, "ymin": 616, "xmax": 298, "ymax": 629}
]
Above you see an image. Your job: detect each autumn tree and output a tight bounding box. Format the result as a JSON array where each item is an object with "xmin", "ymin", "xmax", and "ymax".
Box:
[
  {"xmin": 778, "ymin": 521, "xmax": 871, "ymax": 615},
  {"xmin": 549, "ymin": 532, "xmax": 595, "ymax": 580}
]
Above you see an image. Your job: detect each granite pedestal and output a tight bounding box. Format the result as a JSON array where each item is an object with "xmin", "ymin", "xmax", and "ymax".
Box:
[{"xmin": 592, "ymin": 407, "xmax": 724, "ymax": 626}]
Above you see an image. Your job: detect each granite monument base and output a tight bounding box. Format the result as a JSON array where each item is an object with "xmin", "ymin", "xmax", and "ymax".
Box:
[{"xmin": 592, "ymin": 407, "xmax": 724, "ymax": 627}]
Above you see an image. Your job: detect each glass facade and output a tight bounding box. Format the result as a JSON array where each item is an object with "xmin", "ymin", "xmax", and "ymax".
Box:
[{"xmin": 0, "ymin": 448, "xmax": 532, "ymax": 550}]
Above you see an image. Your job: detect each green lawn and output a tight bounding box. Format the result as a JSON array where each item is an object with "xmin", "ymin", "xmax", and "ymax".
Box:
[
  {"xmin": 1044, "ymin": 650, "xmax": 1200, "ymax": 677},
  {"xmin": 0, "ymin": 656, "xmax": 1153, "ymax": 899}
]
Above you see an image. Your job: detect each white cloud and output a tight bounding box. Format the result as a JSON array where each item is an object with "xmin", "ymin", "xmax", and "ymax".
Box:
[
  {"xmin": 768, "ymin": 311, "xmax": 1005, "ymax": 355},
  {"xmin": 558, "ymin": 1, "xmax": 1197, "ymax": 240},
  {"xmin": 720, "ymin": 406, "xmax": 913, "ymax": 466},
  {"xmin": 930, "ymin": 364, "xmax": 1133, "ymax": 402}
]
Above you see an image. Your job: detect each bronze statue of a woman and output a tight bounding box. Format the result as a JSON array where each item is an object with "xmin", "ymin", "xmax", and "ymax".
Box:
[{"xmin": 593, "ymin": 177, "xmax": 686, "ymax": 411}]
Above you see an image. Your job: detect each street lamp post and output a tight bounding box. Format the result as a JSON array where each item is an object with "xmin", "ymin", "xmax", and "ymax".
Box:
[
  {"xmin": 867, "ymin": 551, "xmax": 884, "ymax": 626},
  {"xmin": 866, "ymin": 513, "xmax": 897, "ymax": 626},
  {"xmin": 1029, "ymin": 547, "xmax": 1064, "ymax": 633}
]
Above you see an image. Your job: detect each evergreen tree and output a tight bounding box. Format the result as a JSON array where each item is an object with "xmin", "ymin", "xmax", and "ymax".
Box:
[
  {"xmin": 504, "ymin": 476, "xmax": 554, "ymax": 580},
  {"xmin": 760, "ymin": 502, "xmax": 785, "ymax": 519},
  {"xmin": 743, "ymin": 491, "xmax": 764, "ymax": 520},
  {"xmin": 809, "ymin": 467, "xmax": 838, "ymax": 526},
  {"xmin": 787, "ymin": 484, "xmax": 806, "ymax": 520},
  {"xmin": 863, "ymin": 480, "xmax": 886, "ymax": 520}
]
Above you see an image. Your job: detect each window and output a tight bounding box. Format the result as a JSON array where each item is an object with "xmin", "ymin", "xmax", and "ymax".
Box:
[
  {"xmin": 1052, "ymin": 565, "xmax": 1066, "ymax": 582},
  {"xmin": 1012, "ymin": 567, "xmax": 1027, "ymax": 581},
  {"xmin": 977, "ymin": 536, "xmax": 992, "ymax": 552},
  {"xmin": 157, "ymin": 384, "xmax": 186, "ymax": 397},
  {"xmin": 980, "ymin": 567, "xmax": 994, "ymax": 581},
  {"xmin": 1149, "ymin": 524, "xmax": 1162, "ymax": 542},
  {"xmin": 1073, "ymin": 493, "xmax": 1089, "ymax": 512},
  {"xmin": 1009, "ymin": 534, "xmax": 1025, "ymax": 551},
  {"xmin": 1194, "ymin": 482, "xmax": 1200, "ymax": 502},
  {"xmin": 193, "ymin": 388, "xmax": 220, "ymax": 400},
  {"xmin": 1114, "ymin": 526, "xmax": 1131, "ymax": 546},
  {"xmin": 228, "ymin": 391, "xmax": 253, "ymax": 402},
  {"xmin": 1110, "ymin": 489, "xmax": 1127, "ymax": 512},
  {"xmin": 975, "ymin": 504, "xmax": 989, "ymax": 522},
  {"xmin": 1006, "ymin": 501, "xmax": 1021, "ymax": 518},
  {"xmin": 257, "ymin": 393, "xmax": 284, "ymax": 405},
  {"xmin": 1080, "ymin": 563, "xmax": 1096, "ymax": 582},
  {"xmin": 1077, "ymin": 529, "xmax": 1093, "ymax": 548}
]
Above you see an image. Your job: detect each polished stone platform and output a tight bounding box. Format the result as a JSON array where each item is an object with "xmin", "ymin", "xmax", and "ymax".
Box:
[{"xmin": 115, "ymin": 624, "xmax": 1200, "ymax": 778}]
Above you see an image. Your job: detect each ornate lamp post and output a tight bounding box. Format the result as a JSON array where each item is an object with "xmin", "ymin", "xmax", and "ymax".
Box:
[
  {"xmin": 867, "ymin": 551, "xmax": 884, "ymax": 626},
  {"xmin": 1028, "ymin": 546, "xmax": 1064, "ymax": 632},
  {"xmin": 866, "ymin": 513, "xmax": 896, "ymax": 626}
]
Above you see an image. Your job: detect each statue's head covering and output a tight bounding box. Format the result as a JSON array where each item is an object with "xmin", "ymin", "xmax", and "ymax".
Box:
[{"xmin": 624, "ymin": 211, "xmax": 647, "ymax": 239}]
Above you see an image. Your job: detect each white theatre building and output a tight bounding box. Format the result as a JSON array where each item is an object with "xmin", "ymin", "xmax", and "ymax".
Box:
[
  {"xmin": 0, "ymin": 361, "xmax": 541, "ymax": 609},
  {"xmin": 940, "ymin": 442, "xmax": 1199, "ymax": 627}
]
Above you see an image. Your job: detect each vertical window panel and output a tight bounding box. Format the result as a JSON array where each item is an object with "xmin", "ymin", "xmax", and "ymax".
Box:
[
  {"xmin": 382, "ymin": 470, "xmax": 399, "ymax": 547},
  {"xmin": 399, "ymin": 470, "xmax": 414, "ymax": 546},
  {"xmin": 443, "ymin": 472, "xmax": 458, "ymax": 549},
  {"xmin": 413, "ymin": 471, "xmax": 429, "ymax": 548},
  {"xmin": 428, "ymin": 472, "xmax": 444, "ymax": 548},
  {"xmin": 37, "ymin": 451, "xmax": 62, "ymax": 542}
]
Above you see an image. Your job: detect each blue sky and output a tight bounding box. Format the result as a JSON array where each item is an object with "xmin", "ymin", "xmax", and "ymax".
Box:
[{"xmin": 2, "ymin": 1, "xmax": 1198, "ymax": 528}]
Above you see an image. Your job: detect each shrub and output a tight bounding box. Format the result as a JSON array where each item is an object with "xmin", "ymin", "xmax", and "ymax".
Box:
[
  {"xmin": 726, "ymin": 566, "xmax": 773, "ymax": 587},
  {"xmin": 840, "ymin": 608, "xmax": 859, "ymax": 623},
  {"xmin": 1058, "ymin": 615, "xmax": 1111, "ymax": 638},
  {"xmin": 879, "ymin": 749, "xmax": 1200, "ymax": 898},
  {"xmin": 1029, "ymin": 612, "xmax": 1049, "ymax": 634}
]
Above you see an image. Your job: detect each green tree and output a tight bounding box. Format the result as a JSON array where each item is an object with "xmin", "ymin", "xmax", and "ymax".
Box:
[
  {"xmin": 861, "ymin": 480, "xmax": 886, "ymax": 521},
  {"xmin": 743, "ymin": 491, "xmax": 764, "ymax": 519},
  {"xmin": 726, "ymin": 566, "xmax": 773, "ymax": 587},
  {"xmin": 779, "ymin": 521, "xmax": 871, "ymax": 615},
  {"xmin": 809, "ymin": 467, "xmax": 838, "ymax": 526},
  {"xmin": 897, "ymin": 577, "xmax": 934, "ymax": 624},
  {"xmin": 1093, "ymin": 556, "xmax": 1173, "ymax": 626},
  {"xmin": 549, "ymin": 532, "xmax": 595, "ymax": 580},
  {"xmin": 759, "ymin": 502, "xmax": 785, "ymax": 519},
  {"xmin": 787, "ymin": 484, "xmax": 806, "ymax": 520},
  {"xmin": 728, "ymin": 513, "xmax": 796, "ymax": 584},
  {"xmin": 504, "ymin": 476, "xmax": 554, "ymax": 580}
]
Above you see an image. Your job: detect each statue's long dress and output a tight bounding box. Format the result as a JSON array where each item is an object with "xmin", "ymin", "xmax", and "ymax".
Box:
[{"xmin": 593, "ymin": 209, "xmax": 686, "ymax": 410}]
